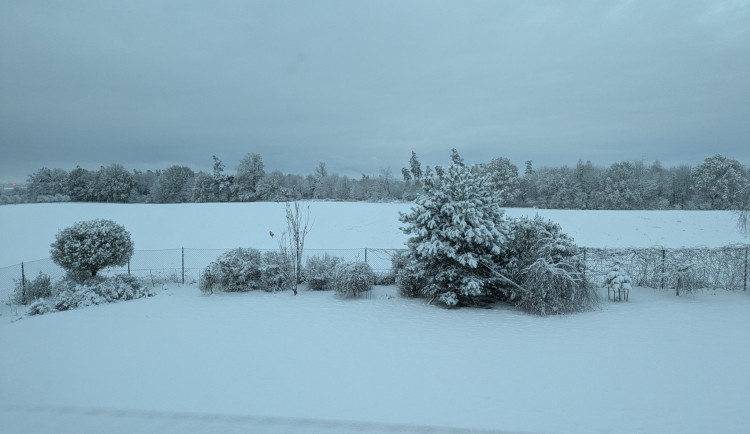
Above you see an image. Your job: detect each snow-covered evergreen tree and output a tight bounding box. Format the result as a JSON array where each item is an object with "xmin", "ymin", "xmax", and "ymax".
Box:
[{"xmin": 399, "ymin": 151, "xmax": 510, "ymax": 306}]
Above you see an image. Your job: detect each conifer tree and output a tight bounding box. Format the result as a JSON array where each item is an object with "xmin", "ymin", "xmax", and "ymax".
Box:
[{"xmin": 399, "ymin": 151, "xmax": 509, "ymax": 306}]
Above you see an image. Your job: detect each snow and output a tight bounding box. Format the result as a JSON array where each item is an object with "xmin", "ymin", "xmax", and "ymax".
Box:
[
  {"xmin": 0, "ymin": 203, "xmax": 746, "ymax": 267},
  {"xmin": 1, "ymin": 286, "xmax": 749, "ymax": 433},
  {"xmin": 0, "ymin": 202, "xmax": 749, "ymax": 433}
]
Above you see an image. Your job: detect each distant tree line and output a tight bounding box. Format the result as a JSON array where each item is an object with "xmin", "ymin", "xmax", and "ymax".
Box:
[{"xmin": 1, "ymin": 152, "xmax": 748, "ymax": 211}]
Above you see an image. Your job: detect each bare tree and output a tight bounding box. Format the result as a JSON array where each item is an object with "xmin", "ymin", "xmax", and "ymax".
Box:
[{"xmin": 275, "ymin": 191, "xmax": 312, "ymax": 295}]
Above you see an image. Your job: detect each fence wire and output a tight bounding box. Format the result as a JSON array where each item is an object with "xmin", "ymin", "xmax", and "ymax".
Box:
[
  {"xmin": 0, "ymin": 248, "xmax": 404, "ymax": 309},
  {"xmin": 2, "ymin": 245, "xmax": 748, "ymax": 310},
  {"xmin": 583, "ymin": 245, "xmax": 749, "ymax": 291}
]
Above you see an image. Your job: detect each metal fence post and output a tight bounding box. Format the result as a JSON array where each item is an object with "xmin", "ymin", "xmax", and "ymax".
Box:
[
  {"xmin": 182, "ymin": 247, "xmax": 185, "ymax": 285},
  {"xmin": 744, "ymin": 246, "xmax": 748, "ymax": 291},
  {"xmin": 365, "ymin": 248, "xmax": 368, "ymax": 264},
  {"xmin": 127, "ymin": 260, "xmax": 130, "ymax": 275},
  {"xmin": 582, "ymin": 247, "xmax": 587, "ymax": 281},
  {"xmin": 661, "ymin": 249, "xmax": 666, "ymax": 289},
  {"xmin": 21, "ymin": 261, "xmax": 26, "ymax": 304}
]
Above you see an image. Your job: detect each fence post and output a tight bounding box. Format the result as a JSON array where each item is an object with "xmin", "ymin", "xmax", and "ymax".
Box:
[
  {"xmin": 21, "ymin": 262, "xmax": 26, "ymax": 304},
  {"xmin": 127, "ymin": 260, "xmax": 130, "ymax": 275},
  {"xmin": 582, "ymin": 248, "xmax": 587, "ymax": 281},
  {"xmin": 365, "ymin": 248, "xmax": 368, "ymax": 264},
  {"xmin": 182, "ymin": 247, "xmax": 185, "ymax": 285},
  {"xmin": 744, "ymin": 246, "xmax": 748, "ymax": 291},
  {"xmin": 661, "ymin": 249, "xmax": 666, "ymax": 290}
]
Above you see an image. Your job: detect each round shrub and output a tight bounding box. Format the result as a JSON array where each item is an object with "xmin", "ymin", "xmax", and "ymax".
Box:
[
  {"xmin": 304, "ymin": 254, "xmax": 342, "ymax": 291},
  {"xmin": 199, "ymin": 248, "xmax": 263, "ymax": 294},
  {"xmin": 333, "ymin": 262, "xmax": 374, "ymax": 298},
  {"xmin": 50, "ymin": 219, "xmax": 134, "ymax": 280}
]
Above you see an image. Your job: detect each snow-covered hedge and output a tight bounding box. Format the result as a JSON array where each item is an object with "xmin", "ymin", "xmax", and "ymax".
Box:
[
  {"xmin": 200, "ymin": 248, "xmax": 294, "ymax": 293},
  {"xmin": 333, "ymin": 262, "xmax": 374, "ymax": 298},
  {"xmin": 304, "ymin": 254, "xmax": 342, "ymax": 291},
  {"xmin": 50, "ymin": 219, "xmax": 134, "ymax": 280}
]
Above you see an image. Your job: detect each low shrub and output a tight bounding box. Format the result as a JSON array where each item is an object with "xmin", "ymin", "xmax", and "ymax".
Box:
[
  {"xmin": 13, "ymin": 271, "xmax": 52, "ymax": 305},
  {"xmin": 199, "ymin": 248, "xmax": 263, "ymax": 294},
  {"xmin": 395, "ymin": 255, "xmax": 429, "ymax": 298},
  {"xmin": 304, "ymin": 254, "xmax": 342, "ymax": 291},
  {"xmin": 605, "ymin": 264, "xmax": 632, "ymax": 301},
  {"xmin": 27, "ymin": 274, "xmax": 153, "ymax": 315},
  {"xmin": 53, "ymin": 274, "xmax": 154, "ymax": 311},
  {"xmin": 27, "ymin": 298, "xmax": 53, "ymax": 316},
  {"xmin": 333, "ymin": 262, "xmax": 374, "ymax": 298},
  {"xmin": 261, "ymin": 251, "xmax": 290, "ymax": 292}
]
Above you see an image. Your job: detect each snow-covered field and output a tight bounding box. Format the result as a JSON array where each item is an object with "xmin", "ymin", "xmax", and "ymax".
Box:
[
  {"xmin": 1, "ymin": 202, "xmax": 749, "ymax": 433},
  {"xmin": 0, "ymin": 202, "xmax": 745, "ymax": 266}
]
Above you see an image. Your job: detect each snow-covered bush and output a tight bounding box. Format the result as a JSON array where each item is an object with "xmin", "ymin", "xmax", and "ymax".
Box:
[
  {"xmin": 393, "ymin": 252, "xmax": 429, "ymax": 298},
  {"xmin": 333, "ymin": 262, "xmax": 374, "ymax": 298},
  {"xmin": 605, "ymin": 264, "xmax": 632, "ymax": 301},
  {"xmin": 199, "ymin": 248, "xmax": 263, "ymax": 294},
  {"xmin": 13, "ymin": 271, "xmax": 52, "ymax": 305},
  {"xmin": 504, "ymin": 216, "xmax": 597, "ymax": 315},
  {"xmin": 26, "ymin": 274, "xmax": 153, "ymax": 315},
  {"xmin": 261, "ymin": 251, "xmax": 290, "ymax": 292},
  {"xmin": 50, "ymin": 219, "xmax": 134, "ymax": 280},
  {"xmin": 399, "ymin": 150, "xmax": 510, "ymax": 307},
  {"xmin": 304, "ymin": 254, "xmax": 342, "ymax": 291},
  {"xmin": 27, "ymin": 298, "xmax": 53, "ymax": 316}
]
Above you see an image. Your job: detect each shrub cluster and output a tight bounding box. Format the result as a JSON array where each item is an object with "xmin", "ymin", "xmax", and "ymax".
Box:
[
  {"xmin": 200, "ymin": 248, "xmax": 292, "ymax": 294},
  {"xmin": 395, "ymin": 215, "xmax": 599, "ymax": 315},
  {"xmin": 26, "ymin": 274, "xmax": 154, "ymax": 316}
]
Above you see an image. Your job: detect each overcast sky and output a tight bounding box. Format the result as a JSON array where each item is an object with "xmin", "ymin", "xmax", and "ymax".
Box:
[{"xmin": 1, "ymin": 0, "xmax": 748, "ymax": 182}]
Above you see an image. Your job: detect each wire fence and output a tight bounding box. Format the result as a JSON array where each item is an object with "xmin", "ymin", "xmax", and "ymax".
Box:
[
  {"xmin": 1, "ymin": 245, "xmax": 748, "ymax": 309},
  {"xmin": 582, "ymin": 245, "xmax": 749, "ymax": 294},
  {"xmin": 0, "ymin": 248, "xmax": 402, "ymax": 307}
]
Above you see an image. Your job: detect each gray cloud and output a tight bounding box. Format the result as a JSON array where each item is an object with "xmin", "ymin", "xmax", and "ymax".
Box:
[{"xmin": 1, "ymin": 0, "xmax": 748, "ymax": 182}]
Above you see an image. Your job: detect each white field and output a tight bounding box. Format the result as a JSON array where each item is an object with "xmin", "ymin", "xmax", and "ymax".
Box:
[
  {"xmin": 0, "ymin": 202, "xmax": 746, "ymax": 266},
  {"xmin": 0, "ymin": 202, "xmax": 749, "ymax": 433}
]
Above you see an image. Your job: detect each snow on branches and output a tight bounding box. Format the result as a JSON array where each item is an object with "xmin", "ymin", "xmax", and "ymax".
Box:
[
  {"xmin": 50, "ymin": 219, "xmax": 134, "ymax": 280},
  {"xmin": 399, "ymin": 150, "xmax": 510, "ymax": 306}
]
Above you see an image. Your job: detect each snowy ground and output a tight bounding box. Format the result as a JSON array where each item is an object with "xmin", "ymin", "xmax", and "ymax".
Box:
[
  {"xmin": 1, "ymin": 202, "xmax": 748, "ymax": 433},
  {"xmin": 1, "ymin": 285, "xmax": 749, "ymax": 434}
]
